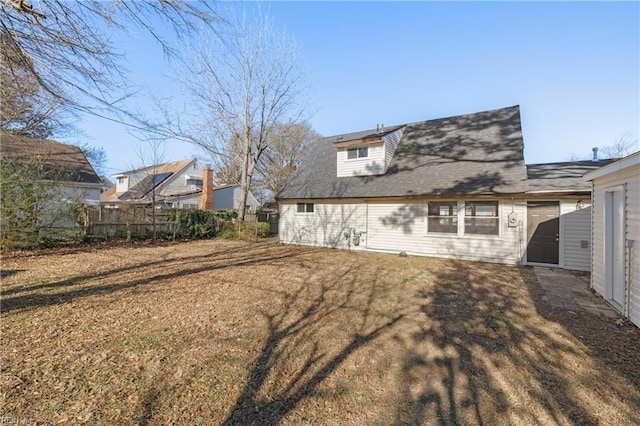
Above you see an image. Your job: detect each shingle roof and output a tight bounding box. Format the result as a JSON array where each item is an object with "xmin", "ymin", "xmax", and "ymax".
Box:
[
  {"xmin": 100, "ymin": 158, "xmax": 195, "ymax": 203},
  {"xmin": 526, "ymin": 160, "xmax": 617, "ymax": 192},
  {"xmin": 0, "ymin": 132, "xmax": 101, "ymax": 184},
  {"xmin": 277, "ymin": 106, "xmax": 528, "ymax": 200}
]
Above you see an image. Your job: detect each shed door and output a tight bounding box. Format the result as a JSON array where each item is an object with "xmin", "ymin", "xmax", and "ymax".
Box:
[
  {"xmin": 605, "ymin": 189, "xmax": 625, "ymax": 309},
  {"xmin": 527, "ymin": 201, "xmax": 560, "ymax": 264}
]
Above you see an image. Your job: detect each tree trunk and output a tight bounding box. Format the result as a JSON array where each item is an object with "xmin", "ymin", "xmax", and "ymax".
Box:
[{"xmin": 237, "ymin": 145, "xmax": 250, "ymax": 223}]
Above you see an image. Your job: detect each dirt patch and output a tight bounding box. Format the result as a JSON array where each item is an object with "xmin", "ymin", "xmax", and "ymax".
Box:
[{"xmin": 2, "ymin": 239, "xmax": 639, "ymax": 425}]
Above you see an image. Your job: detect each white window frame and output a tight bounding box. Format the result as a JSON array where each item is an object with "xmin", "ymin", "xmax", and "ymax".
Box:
[
  {"xmin": 296, "ymin": 203, "xmax": 315, "ymax": 214},
  {"xmin": 425, "ymin": 200, "xmax": 502, "ymax": 238},
  {"xmin": 426, "ymin": 201, "xmax": 459, "ymax": 235},
  {"xmin": 346, "ymin": 146, "xmax": 369, "ymax": 160},
  {"xmin": 464, "ymin": 201, "xmax": 500, "ymax": 236}
]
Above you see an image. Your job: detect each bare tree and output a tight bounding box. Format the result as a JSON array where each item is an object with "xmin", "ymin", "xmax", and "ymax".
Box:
[
  {"xmin": 256, "ymin": 122, "xmax": 321, "ymax": 196},
  {"xmin": 134, "ymin": 140, "xmax": 167, "ymax": 243},
  {"xmin": 600, "ymin": 132, "xmax": 639, "ymax": 159},
  {"xmin": 1, "ymin": 0, "xmax": 216, "ymax": 126},
  {"xmin": 156, "ymin": 7, "xmax": 308, "ymax": 222},
  {"xmin": 0, "ymin": 32, "xmax": 72, "ymax": 139}
]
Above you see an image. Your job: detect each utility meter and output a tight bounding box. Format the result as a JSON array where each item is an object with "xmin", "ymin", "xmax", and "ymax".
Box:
[{"xmin": 508, "ymin": 212, "xmax": 518, "ymax": 228}]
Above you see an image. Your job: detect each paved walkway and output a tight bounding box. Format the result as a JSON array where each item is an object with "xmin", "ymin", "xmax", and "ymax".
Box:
[{"xmin": 533, "ymin": 267, "xmax": 619, "ymax": 318}]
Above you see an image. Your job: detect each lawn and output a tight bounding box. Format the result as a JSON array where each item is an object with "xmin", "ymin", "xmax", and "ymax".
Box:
[{"xmin": 2, "ymin": 239, "xmax": 640, "ymax": 425}]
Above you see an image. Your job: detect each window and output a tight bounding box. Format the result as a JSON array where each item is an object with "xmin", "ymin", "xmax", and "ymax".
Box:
[
  {"xmin": 427, "ymin": 200, "xmax": 500, "ymax": 237},
  {"xmin": 182, "ymin": 203, "xmax": 198, "ymax": 209},
  {"xmin": 427, "ymin": 202, "xmax": 458, "ymax": 234},
  {"xmin": 297, "ymin": 203, "xmax": 314, "ymax": 213},
  {"xmin": 464, "ymin": 201, "xmax": 499, "ymax": 235},
  {"xmin": 347, "ymin": 146, "xmax": 369, "ymax": 159},
  {"xmin": 186, "ymin": 178, "xmax": 203, "ymax": 187},
  {"xmin": 116, "ymin": 176, "xmax": 127, "ymax": 185}
]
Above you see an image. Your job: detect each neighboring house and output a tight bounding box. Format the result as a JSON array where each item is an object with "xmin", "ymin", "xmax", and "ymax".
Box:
[
  {"xmin": 213, "ymin": 184, "xmax": 260, "ymax": 211},
  {"xmin": 585, "ymin": 152, "xmax": 640, "ymax": 327},
  {"xmin": 0, "ymin": 132, "xmax": 103, "ymax": 204},
  {"xmin": 101, "ymin": 158, "xmax": 259, "ymax": 211},
  {"xmin": 101, "ymin": 158, "xmax": 206, "ymax": 208},
  {"xmin": 276, "ymin": 105, "xmax": 614, "ymax": 269}
]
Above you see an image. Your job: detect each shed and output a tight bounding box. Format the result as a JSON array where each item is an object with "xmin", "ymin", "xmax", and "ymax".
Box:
[{"xmin": 585, "ymin": 152, "xmax": 640, "ymax": 327}]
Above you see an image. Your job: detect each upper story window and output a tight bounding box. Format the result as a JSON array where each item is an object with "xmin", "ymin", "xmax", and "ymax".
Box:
[
  {"xmin": 347, "ymin": 146, "xmax": 369, "ymax": 159},
  {"xmin": 186, "ymin": 178, "xmax": 203, "ymax": 187},
  {"xmin": 116, "ymin": 176, "xmax": 127, "ymax": 185}
]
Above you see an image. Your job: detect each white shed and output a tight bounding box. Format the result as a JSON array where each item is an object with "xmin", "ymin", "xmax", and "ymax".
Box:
[{"xmin": 585, "ymin": 152, "xmax": 640, "ymax": 327}]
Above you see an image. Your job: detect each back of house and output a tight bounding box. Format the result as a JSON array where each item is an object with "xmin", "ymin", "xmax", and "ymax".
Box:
[{"xmin": 276, "ymin": 106, "xmax": 612, "ymax": 269}]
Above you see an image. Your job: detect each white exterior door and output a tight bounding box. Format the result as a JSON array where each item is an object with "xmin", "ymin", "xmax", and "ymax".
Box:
[{"xmin": 605, "ymin": 188, "xmax": 625, "ymax": 309}]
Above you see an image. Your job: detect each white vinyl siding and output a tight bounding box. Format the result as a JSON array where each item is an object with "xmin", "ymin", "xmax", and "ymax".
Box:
[
  {"xmin": 366, "ymin": 201, "xmax": 522, "ymax": 264},
  {"xmin": 560, "ymin": 199, "xmax": 592, "ymax": 271},
  {"xmin": 383, "ymin": 127, "xmax": 405, "ymax": 169},
  {"xmin": 158, "ymin": 166, "xmax": 201, "ymax": 197},
  {"xmin": 588, "ymin": 158, "xmax": 640, "ymax": 327},
  {"xmin": 336, "ymin": 143, "xmax": 385, "ymax": 177},
  {"xmin": 279, "ymin": 202, "xmax": 367, "ymax": 249}
]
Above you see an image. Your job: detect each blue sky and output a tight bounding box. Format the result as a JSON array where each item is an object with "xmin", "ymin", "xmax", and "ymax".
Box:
[{"xmin": 74, "ymin": 1, "xmax": 639, "ymax": 176}]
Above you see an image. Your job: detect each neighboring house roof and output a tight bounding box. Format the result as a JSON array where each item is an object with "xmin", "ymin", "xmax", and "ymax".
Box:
[
  {"xmin": 526, "ymin": 160, "xmax": 618, "ymax": 193},
  {"xmin": 277, "ymin": 105, "xmax": 528, "ymax": 200},
  {"xmin": 101, "ymin": 158, "xmax": 195, "ymax": 203},
  {"xmin": 0, "ymin": 132, "xmax": 101, "ymax": 184}
]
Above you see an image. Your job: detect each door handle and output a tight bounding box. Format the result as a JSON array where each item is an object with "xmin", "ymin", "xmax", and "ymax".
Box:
[{"xmin": 556, "ymin": 234, "xmax": 559, "ymax": 242}]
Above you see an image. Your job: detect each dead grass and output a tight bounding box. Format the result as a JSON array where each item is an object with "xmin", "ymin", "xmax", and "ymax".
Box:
[{"xmin": 2, "ymin": 239, "xmax": 640, "ymax": 425}]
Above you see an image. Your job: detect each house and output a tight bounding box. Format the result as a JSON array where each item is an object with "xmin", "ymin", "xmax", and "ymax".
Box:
[
  {"xmin": 212, "ymin": 184, "xmax": 260, "ymax": 211},
  {"xmin": 101, "ymin": 158, "xmax": 207, "ymax": 208},
  {"xmin": 0, "ymin": 132, "xmax": 103, "ymax": 237},
  {"xmin": 276, "ymin": 105, "xmax": 613, "ymax": 269},
  {"xmin": 100, "ymin": 158, "xmax": 259, "ymax": 211},
  {"xmin": 584, "ymin": 152, "xmax": 640, "ymax": 327},
  {"xmin": 0, "ymin": 132, "xmax": 103, "ymax": 204}
]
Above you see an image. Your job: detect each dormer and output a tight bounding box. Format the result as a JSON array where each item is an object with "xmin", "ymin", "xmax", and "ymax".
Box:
[
  {"xmin": 334, "ymin": 125, "xmax": 405, "ymax": 177},
  {"xmin": 114, "ymin": 174, "xmax": 129, "ymax": 193}
]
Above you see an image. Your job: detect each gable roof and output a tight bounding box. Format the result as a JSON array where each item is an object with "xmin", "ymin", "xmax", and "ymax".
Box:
[
  {"xmin": 277, "ymin": 105, "xmax": 528, "ymax": 200},
  {"xmin": 526, "ymin": 159, "xmax": 618, "ymax": 193},
  {"xmin": 100, "ymin": 158, "xmax": 196, "ymax": 203},
  {"xmin": 0, "ymin": 132, "xmax": 101, "ymax": 184}
]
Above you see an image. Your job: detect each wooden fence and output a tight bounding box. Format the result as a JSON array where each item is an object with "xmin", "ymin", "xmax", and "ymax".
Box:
[
  {"xmin": 83, "ymin": 205, "xmax": 176, "ymax": 240},
  {"xmin": 82, "ymin": 206, "xmax": 279, "ymax": 239}
]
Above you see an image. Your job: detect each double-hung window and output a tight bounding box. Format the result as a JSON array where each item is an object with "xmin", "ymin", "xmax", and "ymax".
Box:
[
  {"xmin": 427, "ymin": 202, "xmax": 458, "ymax": 234},
  {"xmin": 464, "ymin": 201, "xmax": 499, "ymax": 235},
  {"xmin": 347, "ymin": 146, "xmax": 369, "ymax": 159},
  {"xmin": 297, "ymin": 203, "xmax": 314, "ymax": 213},
  {"xmin": 427, "ymin": 200, "xmax": 500, "ymax": 236}
]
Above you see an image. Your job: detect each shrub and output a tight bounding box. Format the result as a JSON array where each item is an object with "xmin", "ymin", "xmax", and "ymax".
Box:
[
  {"xmin": 237, "ymin": 221, "xmax": 270, "ymax": 239},
  {"xmin": 214, "ymin": 209, "xmax": 238, "ymax": 221},
  {"xmin": 169, "ymin": 209, "xmax": 217, "ymax": 239},
  {"xmin": 218, "ymin": 230, "xmax": 238, "ymax": 239}
]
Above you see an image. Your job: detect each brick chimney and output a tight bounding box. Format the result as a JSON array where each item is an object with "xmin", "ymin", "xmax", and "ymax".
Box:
[{"xmin": 200, "ymin": 167, "xmax": 214, "ymax": 211}]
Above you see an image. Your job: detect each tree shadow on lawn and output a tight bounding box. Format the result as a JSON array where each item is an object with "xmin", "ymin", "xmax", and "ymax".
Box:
[
  {"xmin": 0, "ymin": 242, "xmax": 318, "ymax": 313},
  {"xmin": 221, "ymin": 266, "xmax": 405, "ymax": 426},
  {"xmin": 394, "ymin": 261, "xmax": 640, "ymax": 425},
  {"xmin": 521, "ymin": 267, "xmax": 640, "ymax": 392}
]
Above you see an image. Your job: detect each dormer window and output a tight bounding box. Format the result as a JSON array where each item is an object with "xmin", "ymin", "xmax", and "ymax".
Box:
[
  {"xmin": 116, "ymin": 176, "xmax": 127, "ymax": 185},
  {"xmin": 347, "ymin": 147, "xmax": 369, "ymax": 159}
]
